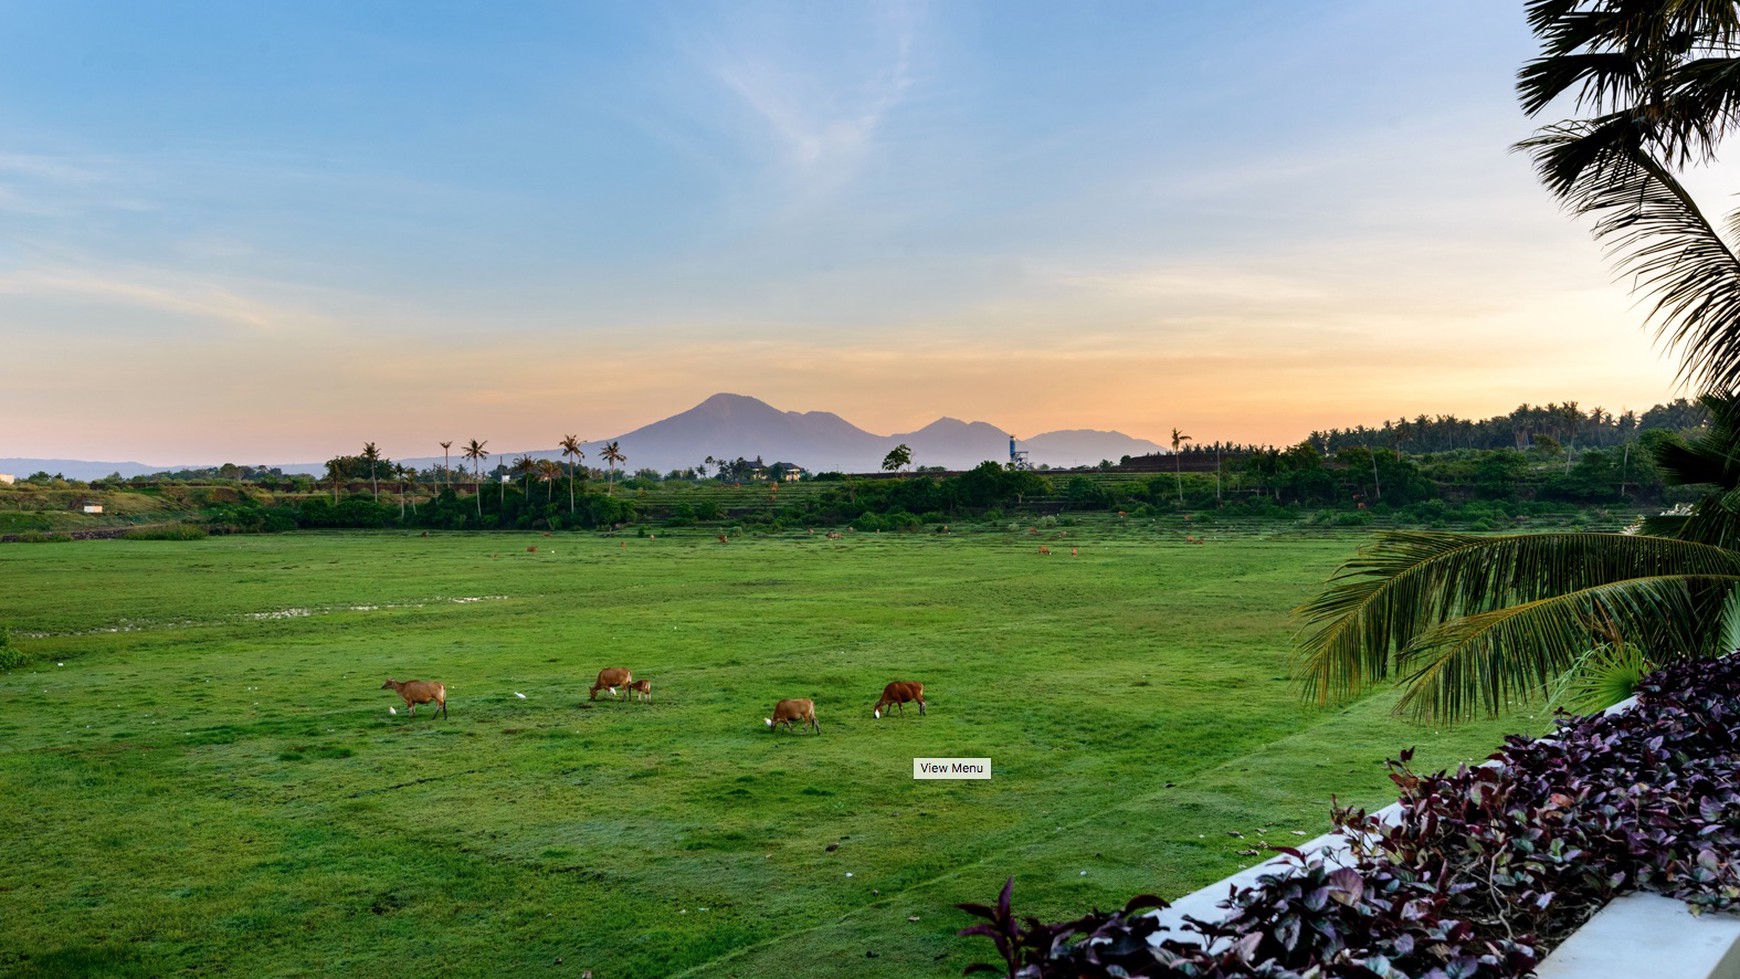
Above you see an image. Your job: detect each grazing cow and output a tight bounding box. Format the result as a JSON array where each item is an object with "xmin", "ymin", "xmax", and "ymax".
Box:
[
  {"xmin": 1039, "ymin": 545, "xmax": 1051, "ymax": 556},
  {"xmin": 381, "ymin": 678, "xmax": 447, "ymax": 718},
  {"xmin": 1071, "ymin": 547, "xmax": 1078, "ymax": 557},
  {"xmin": 766, "ymin": 698, "xmax": 820, "ymax": 734},
  {"xmin": 626, "ymin": 679, "xmax": 653, "ymax": 703},
  {"xmin": 873, "ymin": 681, "xmax": 925, "ymax": 719},
  {"xmin": 591, "ymin": 667, "xmax": 633, "ymax": 701},
  {"xmin": 718, "ymin": 534, "xmax": 729, "ymax": 544},
  {"xmin": 527, "ymin": 545, "xmax": 537, "ymax": 553}
]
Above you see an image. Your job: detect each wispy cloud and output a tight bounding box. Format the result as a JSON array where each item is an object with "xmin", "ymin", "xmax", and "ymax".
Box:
[
  {"xmin": 703, "ymin": 3, "xmax": 920, "ymax": 178},
  {"xmin": 0, "ymin": 150, "xmax": 153, "ymax": 217},
  {"xmin": 0, "ymin": 264, "xmax": 329, "ymax": 334}
]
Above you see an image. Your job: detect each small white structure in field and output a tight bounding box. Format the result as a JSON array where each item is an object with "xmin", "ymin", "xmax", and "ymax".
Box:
[
  {"xmin": 82, "ymin": 504, "xmax": 104, "ymax": 514},
  {"xmin": 0, "ymin": 473, "xmax": 14, "ymax": 485}
]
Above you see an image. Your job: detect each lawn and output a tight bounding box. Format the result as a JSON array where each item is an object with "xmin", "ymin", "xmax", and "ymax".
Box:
[{"xmin": 0, "ymin": 526, "xmax": 1536, "ymax": 977}]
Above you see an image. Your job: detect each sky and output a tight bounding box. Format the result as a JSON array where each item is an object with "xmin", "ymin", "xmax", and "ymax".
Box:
[{"xmin": 0, "ymin": 1, "xmax": 1704, "ymax": 465}]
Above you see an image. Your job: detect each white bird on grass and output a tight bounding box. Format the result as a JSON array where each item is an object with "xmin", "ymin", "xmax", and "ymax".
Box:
[
  {"xmin": 515, "ymin": 691, "xmax": 527, "ymax": 699},
  {"xmin": 389, "ymin": 707, "xmax": 397, "ymax": 715}
]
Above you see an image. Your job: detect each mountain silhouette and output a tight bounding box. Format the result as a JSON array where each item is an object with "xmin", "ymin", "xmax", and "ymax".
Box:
[{"xmin": 7, "ymin": 393, "xmax": 1163, "ymax": 479}]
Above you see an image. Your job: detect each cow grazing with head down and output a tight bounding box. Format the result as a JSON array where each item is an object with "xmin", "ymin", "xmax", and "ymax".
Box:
[
  {"xmin": 873, "ymin": 681, "xmax": 925, "ymax": 719},
  {"xmin": 766, "ymin": 698, "xmax": 819, "ymax": 734},
  {"xmin": 591, "ymin": 667, "xmax": 633, "ymax": 701},
  {"xmin": 381, "ymin": 678, "xmax": 447, "ymax": 718}
]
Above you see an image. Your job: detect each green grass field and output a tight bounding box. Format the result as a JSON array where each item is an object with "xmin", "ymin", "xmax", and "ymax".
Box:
[{"xmin": 0, "ymin": 527, "xmax": 1536, "ymax": 978}]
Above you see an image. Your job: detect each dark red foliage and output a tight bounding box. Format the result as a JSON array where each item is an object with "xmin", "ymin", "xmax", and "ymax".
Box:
[{"xmin": 958, "ymin": 654, "xmax": 1740, "ymax": 978}]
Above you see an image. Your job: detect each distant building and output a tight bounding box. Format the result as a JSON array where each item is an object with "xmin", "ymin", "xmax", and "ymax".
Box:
[
  {"xmin": 0, "ymin": 473, "xmax": 13, "ymax": 485},
  {"xmin": 81, "ymin": 504, "xmax": 104, "ymax": 514}
]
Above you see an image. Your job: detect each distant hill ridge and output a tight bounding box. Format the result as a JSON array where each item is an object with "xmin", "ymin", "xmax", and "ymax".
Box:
[{"xmin": 2, "ymin": 393, "xmax": 1162, "ymax": 480}]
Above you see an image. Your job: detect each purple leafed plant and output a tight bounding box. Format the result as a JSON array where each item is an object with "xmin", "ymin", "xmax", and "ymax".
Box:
[{"xmin": 959, "ymin": 654, "xmax": 1740, "ymax": 978}]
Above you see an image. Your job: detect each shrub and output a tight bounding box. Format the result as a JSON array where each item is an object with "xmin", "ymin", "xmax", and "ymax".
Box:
[
  {"xmin": 0, "ymin": 626, "xmax": 23, "ymax": 671},
  {"xmin": 960, "ymin": 653, "xmax": 1740, "ymax": 978}
]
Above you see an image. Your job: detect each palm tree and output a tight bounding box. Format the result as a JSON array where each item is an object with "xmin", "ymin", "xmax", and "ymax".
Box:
[
  {"xmin": 439, "ymin": 441, "xmax": 453, "ymax": 487},
  {"xmin": 601, "ymin": 441, "xmax": 626, "ymax": 496},
  {"xmin": 1516, "ymin": 0, "xmax": 1740, "ymax": 394},
  {"xmin": 1170, "ymin": 428, "xmax": 1191, "ymax": 505},
  {"xmin": 324, "ymin": 459, "xmax": 345, "ymax": 503},
  {"xmin": 461, "ymin": 439, "xmax": 489, "ymax": 518},
  {"xmin": 1297, "ymin": 392, "xmax": 1740, "ymax": 722},
  {"xmin": 559, "ymin": 435, "xmax": 585, "ymax": 513},
  {"xmin": 399, "ymin": 465, "xmax": 418, "ymax": 517},
  {"xmin": 513, "ymin": 454, "xmax": 537, "ymax": 502},
  {"xmin": 536, "ymin": 459, "xmax": 561, "ymax": 503},
  {"xmin": 361, "ymin": 442, "xmax": 382, "ymax": 501},
  {"xmin": 394, "ymin": 464, "xmax": 411, "ymax": 520},
  {"xmin": 1291, "ymin": 2, "xmax": 1740, "ymax": 723}
]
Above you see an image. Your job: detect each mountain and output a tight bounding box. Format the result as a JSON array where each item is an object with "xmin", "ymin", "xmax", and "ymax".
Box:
[
  {"xmin": 889, "ymin": 418, "xmax": 1012, "ymax": 470},
  {"xmin": 1021, "ymin": 430, "xmax": 1165, "ymax": 469},
  {"xmin": 603, "ymin": 392, "xmax": 890, "ymax": 472},
  {"xmin": 534, "ymin": 397, "xmax": 1155, "ymax": 473},
  {"xmin": 9, "ymin": 394, "xmax": 1165, "ymax": 480}
]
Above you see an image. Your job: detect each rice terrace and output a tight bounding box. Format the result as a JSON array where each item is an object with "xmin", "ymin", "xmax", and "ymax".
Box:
[{"xmin": 0, "ymin": 525, "xmax": 1528, "ymax": 978}]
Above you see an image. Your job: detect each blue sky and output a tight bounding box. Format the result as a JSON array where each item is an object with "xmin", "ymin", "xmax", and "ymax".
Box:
[{"xmin": 0, "ymin": 1, "xmax": 1689, "ymax": 464}]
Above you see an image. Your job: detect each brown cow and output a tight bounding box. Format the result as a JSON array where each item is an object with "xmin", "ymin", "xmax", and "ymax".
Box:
[
  {"xmin": 873, "ymin": 681, "xmax": 925, "ymax": 719},
  {"xmin": 766, "ymin": 698, "xmax": 820, "ymax": 734},
  {"xmin": 1038, "ymin": 545, "xmax": 1051, "ymax": 556},
  {"xmin": 625, "ymin": 679, "xmax": 653, "ymax": 703},
  {"xmin": 590, "ymin": 667, "xmax": 633, "ymax": 701},
  {"xmin": 381, "ymin": 678, "xmax": 447, "ymax": 718}
]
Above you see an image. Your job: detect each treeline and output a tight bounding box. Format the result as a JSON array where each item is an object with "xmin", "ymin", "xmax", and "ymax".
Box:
[
  {"xmin": 9, "ymin": 442, "xmax": 1690, "ymax": 537},
  {"xmin": 203, "ymin": 483, "xmax": 638, "ymax": 534},
  {"xmin": 1304, "ymin": 398, "xmax": 1708, "ymax": 454}
]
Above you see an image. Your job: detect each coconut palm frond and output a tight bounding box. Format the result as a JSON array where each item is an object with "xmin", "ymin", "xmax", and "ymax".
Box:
[
  {"xmin": 1566, "ymin": 141, "xmax": 1740, "ymax": 394},
  {"xmin": 1517, "ymin": 0, "xmax": 1740, "ymax": 396},
  {"xmin": 1292, "ymin": 531, "xmax": 1740, "ymax": 709},
  {"xmin": 1520, "ymin": 1, "xmax": 1740, "ymax": 160},
  {"xmin": 1720, "ymin": 582, "xmax": 1740, "ymax": 655},
  {"xmin": 1292, "ymin": 532, "xmax": 1484, "ymax": 702},
  {"xmin": 1546, "ymin": 641, "xmax": 1656, "ymax": 717},
  {"xmin": 1518, "ymin": 50, "xmax": 1638, "ymax": 117},
  {"xmin": 1394, "ymin": 573, "xmax": 1740, "ymax": 721}
]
